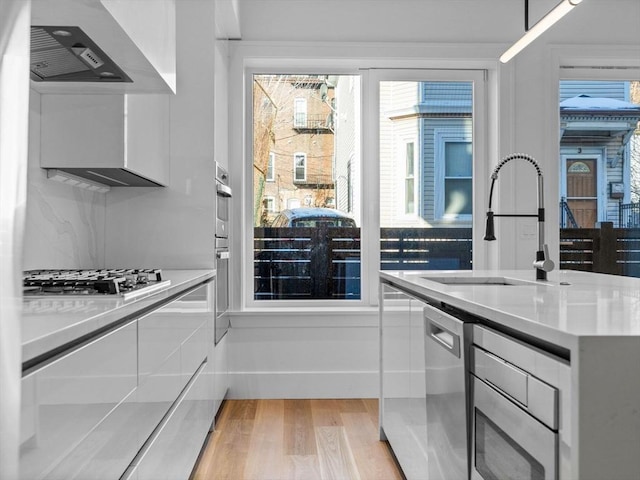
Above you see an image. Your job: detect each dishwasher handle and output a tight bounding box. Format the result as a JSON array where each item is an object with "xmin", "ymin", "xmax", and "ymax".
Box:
[{"xmin": 426, "ymin": 316, "xmax": 461, "ymax": 358}]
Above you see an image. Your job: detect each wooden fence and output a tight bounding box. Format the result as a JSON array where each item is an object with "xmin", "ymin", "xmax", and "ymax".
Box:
[
  {"xmin": 560, "ymin": 222, "xmax": 640, "ymax": 277},
  {"xmin": 255, "ymin": 224, "xmax": 640, "ymax": 300},
  {"xmin": 254, "ymin": 227, "xmax": 473, "ymax": 300}
]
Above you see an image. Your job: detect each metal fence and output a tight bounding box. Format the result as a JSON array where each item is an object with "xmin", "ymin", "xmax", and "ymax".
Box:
[
  {"xmin": 619, "ymin": 202, "xmax": 640, "ymax": 228},
  {"xmin": 254, "ymin": 227, "xmax": 473, "ymax": 300}
]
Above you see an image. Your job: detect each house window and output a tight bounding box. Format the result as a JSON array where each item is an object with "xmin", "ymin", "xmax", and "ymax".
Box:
[
  {"xmin": 266, "ymin": 152, "xmax": 275, "ymax": 181},
  {"xmin": 443, "ymin": 141, "xmax": 472, "ymax": 217},
  {"xmin": 405, "ymin": 141, "xmax": 416, "ymax": 214},
  {"xmin": 287, "ymin": 198, "xmax": 301, "ymax": 209},
  {"xmin": 264, "ymin": 196, "xmax": 276, "ymax": 212},
  {"xmin": 431, "ymin": 128, "xmax": 473, "ymax": 221},
  {"xmin": 294, "ymin": 98, "xmax": 307, "ymax": 127},
  {"xmin": 294, "ymin": 153, "xmax": 307, "ymax": 182}
]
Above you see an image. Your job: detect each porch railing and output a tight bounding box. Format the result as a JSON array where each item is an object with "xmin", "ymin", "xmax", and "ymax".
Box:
[{"xmin": 619, "ymin": 202, "xmax": 640, "ymax": 228}]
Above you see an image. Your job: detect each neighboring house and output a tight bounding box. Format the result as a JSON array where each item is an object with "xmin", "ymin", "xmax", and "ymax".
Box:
[
  {"xmin": 378, "ymin": 81, "xmax": 473, "ymax": 228},
  {"xmin": 253, "ymin": 75, "xmax": 335, "ymax": 226},
  {"xmin": 373, "ymin": 80, "xmax": 640, "ymax": 230},
  {"xmin": 559, "ymin": 81, "xmax": 640, "ymax": 228},
  {"xmin": 333, "ymin": 75, "xmax": 361, "ymax": 226}
]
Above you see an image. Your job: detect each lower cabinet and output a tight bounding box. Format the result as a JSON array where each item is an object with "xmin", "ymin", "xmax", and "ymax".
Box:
[
  {"xmin": 122, "ymin": 361, "xmax": 212, "ymax": 480},
  {"xmin": 212, "ymin": 331, "xmax": 228, "ymax": 420},
  {"xmin": 19, "ymin": 279, "xmax": 218, "ymax": 480},
  {"xmin": 380, "ymin": 283, "xmax": 428, "ymax": 480},
  {"xmin": 19, "ymin": 321, "xmax": 138, "ymax": 480}
]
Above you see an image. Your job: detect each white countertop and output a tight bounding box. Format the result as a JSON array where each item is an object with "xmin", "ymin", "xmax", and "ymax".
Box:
[
  {"xmin": 380, "ymin": 269, "xmax": 640, "ymax": 352},
  {"xmin": 22, "ymin": 269, "xmax": 215, "ymax": 364}
]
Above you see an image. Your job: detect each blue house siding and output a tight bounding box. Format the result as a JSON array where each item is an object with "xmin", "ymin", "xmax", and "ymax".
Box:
[{"xmin": 560, "ymin": 81, "xmax": 628, "ymax": 101}]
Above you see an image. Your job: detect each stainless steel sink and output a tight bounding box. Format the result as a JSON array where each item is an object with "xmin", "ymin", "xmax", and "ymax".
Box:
[{"xmin": 423, "ymin": 276, "xmax": 538, "ymax": 286}]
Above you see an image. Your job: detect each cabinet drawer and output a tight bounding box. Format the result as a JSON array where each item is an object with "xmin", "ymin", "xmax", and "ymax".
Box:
[
  {"xmin": 123, "ymin": 361, "xmax": 213, "ymax": 480},
  {"xmin": 20, "ymin": 321, "xmax": 137, "ymax": 480}
]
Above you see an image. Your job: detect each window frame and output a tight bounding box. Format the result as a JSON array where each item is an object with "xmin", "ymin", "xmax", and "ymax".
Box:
[
  {"xmin": 434, "ymin": 130, "xmax": 473, "ymax": 221},
  {"xmin": 403, "ymin": 139, "xmax": 417, "ymax": 216},
  {"xmin": 239, "ymin": 60, "xmax": 491, "ymax": 311},
  {"xmin": 266, "ymin": 151, "xmax": 275, "ymax": 182},
  {"xmin": 293, "ymin": 152, "xmax": 307, "ymax": 182},
  {"xmin": 294, "ymin": 97, "xmax": 307, "ymax": 128}
]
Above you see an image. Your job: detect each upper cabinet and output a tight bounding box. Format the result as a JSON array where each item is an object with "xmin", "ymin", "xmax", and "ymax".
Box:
[
  {"xmin": 40, "ymin": 94, "xmax": 170, "ymax": 187},
  {"xmin": 31, "ymin": 0, "xmax": 176, "ymax": 94}
]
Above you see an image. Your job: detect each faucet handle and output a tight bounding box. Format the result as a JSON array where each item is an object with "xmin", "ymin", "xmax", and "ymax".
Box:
[{"xmin": 533, "ymin": 244, "xmax": 555, "ymax": 273}]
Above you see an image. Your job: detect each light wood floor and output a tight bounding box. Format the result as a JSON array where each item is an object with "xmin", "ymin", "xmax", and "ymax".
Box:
[{"xmin": 192, "ymin": 399, "xmax": 404, "ymax": 480}]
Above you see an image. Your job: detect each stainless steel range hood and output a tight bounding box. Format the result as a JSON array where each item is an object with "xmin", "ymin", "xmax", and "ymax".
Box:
[{"xmin": 31, "ymin": 26, "xmax": 132, "ymax": 83}]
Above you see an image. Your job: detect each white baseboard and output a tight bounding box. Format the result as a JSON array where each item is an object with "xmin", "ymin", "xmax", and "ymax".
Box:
[{"xmin": 228, "ymin": 370, "xmax": 378, "ymax": 399}]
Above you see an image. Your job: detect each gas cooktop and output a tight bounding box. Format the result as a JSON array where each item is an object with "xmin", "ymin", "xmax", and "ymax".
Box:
[{"xmin": 23, "ymin": 269, "xmax": 171, "ymax": 300}]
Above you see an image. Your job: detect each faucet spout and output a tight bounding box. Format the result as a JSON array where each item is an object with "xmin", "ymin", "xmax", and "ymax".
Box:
[{"xmin": 484, "ymin": 153, "xmax": 554, "ymax": 280}]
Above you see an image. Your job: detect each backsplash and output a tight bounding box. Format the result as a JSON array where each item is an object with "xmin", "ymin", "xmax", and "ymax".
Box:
[{"xmin": 22, "ymin": 90, "xmax": 106, "ymax": 270}]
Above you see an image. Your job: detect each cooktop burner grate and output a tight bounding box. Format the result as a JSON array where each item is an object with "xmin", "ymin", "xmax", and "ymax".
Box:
[{"xmin": 23, "ymin": 269, "xmax": 169, "ymax": 300}]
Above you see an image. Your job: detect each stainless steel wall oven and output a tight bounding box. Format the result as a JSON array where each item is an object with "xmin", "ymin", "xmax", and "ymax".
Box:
[{"xmin": 215, "ymin": 163, "xmax": 231, "ymax": 344}]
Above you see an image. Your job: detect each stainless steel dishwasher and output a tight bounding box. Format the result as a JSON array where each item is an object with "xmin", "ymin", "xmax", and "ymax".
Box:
[{"xmin": 424, "ymin": 303, "xmax": 471, "ymax": 480}]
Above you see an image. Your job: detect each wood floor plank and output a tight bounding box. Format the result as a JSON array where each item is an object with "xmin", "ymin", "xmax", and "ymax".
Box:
[
  {"xmin": 310, "ymin": 399, "xmax": 343, "ymax": 427},
  {"xmin": 243, "ymin": 399, "xmax": 285, "ymax": 480},
  {"xmin": 341, "ymin": 411, "xmax": 404, "ymax": 480},
  {"xmin": 192, "ymin": 399, "xmax": 403, "ymax": 480},
  {"xmin": 315, "ymin": 426, "xmax": 361, "ymax": 480},
  {"xmin": 284, "ymin": 454, "xmax": 322, "ymax": 480},
  {"xmin": 284, "ymin": 399, "xmax": 317, "ymax": 455}
]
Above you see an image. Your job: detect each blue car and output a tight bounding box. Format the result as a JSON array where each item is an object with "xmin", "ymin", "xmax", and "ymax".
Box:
[{"xmin": 270, "ymin": 207, "xmax": 357, "ymax": 227}]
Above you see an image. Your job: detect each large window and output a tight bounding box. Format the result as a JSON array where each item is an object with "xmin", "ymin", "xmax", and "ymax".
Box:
[
  {"xmin": 249, "ymin": 70, "xmax": 485, "ymax": 305},
  {"xmin": 253, "ymin": 74, "xmax": 361, "ymax": 301}
]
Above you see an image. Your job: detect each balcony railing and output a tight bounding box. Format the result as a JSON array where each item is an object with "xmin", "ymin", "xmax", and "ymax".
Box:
[{"xmin": 293, "ymin": 113, "xmax": 333, "ymax": 131}]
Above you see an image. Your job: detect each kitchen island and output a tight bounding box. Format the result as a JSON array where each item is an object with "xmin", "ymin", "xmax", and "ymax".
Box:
[
  {"xmin": 380, "ymin": 269, "xmax": 640, "ymax": 480},
  {"xmin": 20, "ymin": 269, "xmax": 223, "ymax": 480}
]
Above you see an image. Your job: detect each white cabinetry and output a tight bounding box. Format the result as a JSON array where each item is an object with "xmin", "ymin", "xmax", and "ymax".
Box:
[
  {"xmin": 40, "ymin": 94, "xmax": 170, "ymax": 187},
  {"xmin": 19, "ymin": 321, "xmax": 137, "ymax": 480},
  {"xmin": 122, "ymin": 362, "xmax": 212, "ymax": 480},
  {"xmin": 212, "ymin": 332, "xmax": 228, "ymax": 417},
  {"xmin": 380, "ymin": 283, "xmax": 428, "ymax": 480},
  {"xmin": 19, "ymin": 278, "xmax": 217, "ymax": 480}
]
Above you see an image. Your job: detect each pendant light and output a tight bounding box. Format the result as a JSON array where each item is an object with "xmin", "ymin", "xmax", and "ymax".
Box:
[{"xmin": 500, "ymin": 0, "xmax": 583, "ymax": 63}]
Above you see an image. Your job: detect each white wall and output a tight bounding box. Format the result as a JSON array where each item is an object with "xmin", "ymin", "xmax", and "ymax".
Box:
[
  {"xmin": 225, "ymin": 0, "xmax": 640, "ymax": 399},
  {"xmin": 23, "ymin": 91, "xmax": 107, "ymax": 270},
  {"xmin": 104, "ymin": 0, "xmax": 217, "ymax": 269}
]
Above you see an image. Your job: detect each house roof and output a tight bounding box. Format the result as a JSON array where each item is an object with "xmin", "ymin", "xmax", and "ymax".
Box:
[{"xmin": 560, "ymin": 94, "xmax": 640, "ymax": 113}]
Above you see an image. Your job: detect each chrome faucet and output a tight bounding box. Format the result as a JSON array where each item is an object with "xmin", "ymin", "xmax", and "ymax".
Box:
[{"xmin": 484, "ymin": 153, "xmax": 554, "ymax": 280}]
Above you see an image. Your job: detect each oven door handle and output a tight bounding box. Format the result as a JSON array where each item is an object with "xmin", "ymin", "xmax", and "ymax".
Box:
[
  {"xmin": 217, "ymin": 251, "xmax": 230, "ymax": 260},
  {"xmin": 216, "ymin": 183, "xmax": 232, "ymax": 197}
]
